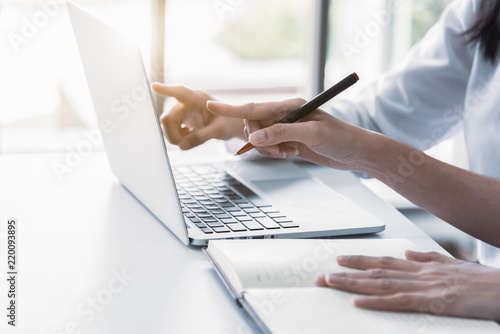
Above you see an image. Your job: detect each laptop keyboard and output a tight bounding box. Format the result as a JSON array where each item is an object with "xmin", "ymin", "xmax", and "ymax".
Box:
[{"xmin": 172, "ymin": 165, "xmax": 299, "ymax": 234}]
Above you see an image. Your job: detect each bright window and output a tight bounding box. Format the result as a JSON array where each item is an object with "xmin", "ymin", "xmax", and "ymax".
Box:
[{"xmin": 163, "ymin": 0, "xmax": 312, "ymax": 104}]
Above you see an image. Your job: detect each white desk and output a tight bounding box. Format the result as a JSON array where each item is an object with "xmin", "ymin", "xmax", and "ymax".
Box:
[{"xmin": 1, "ymin": 147, "xmax": 446, "ymax": 334}]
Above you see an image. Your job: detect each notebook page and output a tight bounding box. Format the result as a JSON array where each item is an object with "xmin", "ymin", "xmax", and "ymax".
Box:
[
  {"xmin": 244, "ymin": 287, "xmax": 500, "ymax": 334},
  {"xmin": 210, "ymin": 239, "xmax": 419, "ymax": 290}
]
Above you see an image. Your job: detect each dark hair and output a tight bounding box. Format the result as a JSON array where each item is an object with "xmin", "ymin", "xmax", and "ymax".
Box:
[{"xmin": 465, "ymin": 0, "xmax": 500, "ymax": 62}]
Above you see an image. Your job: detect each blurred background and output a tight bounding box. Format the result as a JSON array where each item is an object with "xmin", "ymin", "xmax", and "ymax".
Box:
[{"xmin": 0, "ymin": 0, "xmax": 473, "ymax": 258}]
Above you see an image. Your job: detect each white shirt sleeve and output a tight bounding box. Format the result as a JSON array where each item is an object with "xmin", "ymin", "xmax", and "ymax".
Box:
[{"xmin": 329, "ymin": 0, "xmax": 478, "ymax": 151}]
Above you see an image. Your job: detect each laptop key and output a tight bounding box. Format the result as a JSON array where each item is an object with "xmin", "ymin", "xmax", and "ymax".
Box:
[
  {"xmin": 230, "ymin": 210, "xmax": 246, "ymax": 216},
  {"xmin": 261, "ymin": 206, "xmax": 279, "ymax": 213},
  {"xmin": 236, "ymin": 215, "xmax": 253, "ymax": 221},
  {"xmin": 227, "ymin": 223, "xmax": 247, "ymax": 232},
  {"xmin": 244, "ymin": 207, "xmax": 260, "ymax": 213},
  {"xmin": 274, "ymin": 217, "xmax": 292, "ymax": 223},
  {"xmin": 213, "ymin": 226, "xmax": 230, "ymax": 233},
  {"xmin": 267, "ymin": 212, "xmax": 286, "ymax": 218},
  {"xmin": 200, "ymin": 227, "xmax": 213, "ymax": 234},
  {"xmin": 250, "ymin": 212, "xmax": 266, "ymax": 218},
  {"xmin": 242, "ymin": 220, "xmax": 264, "ymax": 231},
  {"xmin": 256, "ymin": 217, "xmax": 281, "ymax": 229},
  {"xmin": 194, "ymin": 222, "xmax": 207, "ymax": 228},
  {"xmin": 279, "ymin": 222, "xmax": 299, "ymax": 228},
  {"xmin": 221, "ymin": 218, "xmax": 238, "ymax": 224},
  {"xmin": 215, "ymin": 213, "xmax": 232, "ymax": 219},
  {"xmin": 207, "ymin": 221, "xmax": 224, "ymax": 228},
  {"xmin": 194, "ymin": 196, "xmax": 210, "ymax": 201},
  {"xmin": 237, "ymin": 203, "xmax": 254, "ymax": 209},
  {"xmin": 214, "ymin": 198, "xmax": 229, "ymax": 203}
]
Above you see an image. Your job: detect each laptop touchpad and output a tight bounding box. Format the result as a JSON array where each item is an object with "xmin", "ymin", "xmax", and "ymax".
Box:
[
  {"xmin": 252, "ymin": 178, "xmax": 343, "ymax": 205},
  {"xmin": 224, "ymin": 160, "xmax": 309, "ymax": 182}
]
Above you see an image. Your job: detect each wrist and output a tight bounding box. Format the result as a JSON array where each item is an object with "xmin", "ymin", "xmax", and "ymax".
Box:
[
  {"xmin": 352, "ymin": 130, "xmax": 386, "ymax": 175},
  {"xmin": 358, "ymin": 132, "xmax": 428, "ymax": 189},
  {"xmin": 355, "ymin": 131, "xmax": 404, "ymax": 177}
]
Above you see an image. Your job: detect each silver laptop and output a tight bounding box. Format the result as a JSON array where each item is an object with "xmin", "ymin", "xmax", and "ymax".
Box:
[{"xmin": 67, "ymin": 2, "xmax": 385, "ymax": 246}]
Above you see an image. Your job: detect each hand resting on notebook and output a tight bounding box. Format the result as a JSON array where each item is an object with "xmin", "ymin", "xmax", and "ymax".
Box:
[{"xmin": 316, "ymin": 250, "xmax": 500, "ymax": 321}]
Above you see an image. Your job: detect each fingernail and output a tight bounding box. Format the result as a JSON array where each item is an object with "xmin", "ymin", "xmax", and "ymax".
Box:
[
  {"xmin": 249, "ymin": 131, "xmax": 266, "ymax": 144},
  {"xmin": 337, "ymin": 255, "xmax": 350, "ymax": 263},
  {"xmin": 325, "ymin": 274, "xmax": 343, "ymax": 285},
  {"xmin": 206, "ymin": 101, "xmax": 222, "ymax": 111},
  {"xmin": 354, "ymin": 297, "xmax": 369, "ymax": 307}
]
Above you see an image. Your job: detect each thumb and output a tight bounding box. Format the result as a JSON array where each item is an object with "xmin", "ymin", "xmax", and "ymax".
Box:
[{"xmin": 249, "ymin": 122, "xmax": 316, "ymax": 147}]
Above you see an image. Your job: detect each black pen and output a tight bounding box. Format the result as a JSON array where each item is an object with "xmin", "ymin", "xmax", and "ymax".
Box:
[{"xmin": 235, "ymin": 72, "xmax": 359, "ymax": 156}]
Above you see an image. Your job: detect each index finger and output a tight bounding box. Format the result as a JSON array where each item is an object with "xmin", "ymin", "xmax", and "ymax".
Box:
[
  {"xmin": 337, "ymin": 255, "xmax": 422, "ymax": 272},
  {"xmin": 206, "ymin": 98, "xmax": 305, "ymax": 121},
  {"xmin": 152, "ymin": 84, "xmax": 195, "ymax": 105}
]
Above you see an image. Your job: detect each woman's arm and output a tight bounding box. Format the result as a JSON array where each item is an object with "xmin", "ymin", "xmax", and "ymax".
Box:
[{"xmin": 362, "ymin": 132, "xmax": 500, "ymax": 249}]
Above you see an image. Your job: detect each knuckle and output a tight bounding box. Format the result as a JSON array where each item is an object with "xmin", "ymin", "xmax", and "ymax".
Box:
[
  {"xmin": 306, "ymin": 122, "xmax": 322, "ymax": 143},
  {"xmin": 379, "ymin": 256, "xmax": 394, "ymax": 267},
  {"xmin": 280, "ymin": 98, "xmax": 306, "ymax": 113},
  {"xmin": 346, "ymin": 278, "xmax": 357, "ymax": 288},
  {"xmin": 368, "ymin": 269, "xmax": 386, "ymax": 279},
  {"xmin": 337, "ymin": 272, "xmax": 347, "ymax": 280},
  {"xmin": 349, "ymin": 255, "xmax": 361, "ymax": 264},
  {"xmin": 243, "ymin": 102, "xmax": 256, "ymax": 118},
  {"xmin": 295, "ymin": 97, "xmax": 307, "ymax": 105},
  {"xmin": 379, "ymin": 279, "xmax": 396, "ymax": 291},
  {"xmin": 286, "ymin": 97, "xmax": 306, "ymax": 105},
  {"xmin": 394, "ymin": 293, "xmax": 414, "ymax": 307},
  {"xmin": 185, "ymin": 135, "xmax": 198, "ymax": 148},
  {"xmin": 274, "ymin": 124, "xmax": 287, "ymax": 138}
]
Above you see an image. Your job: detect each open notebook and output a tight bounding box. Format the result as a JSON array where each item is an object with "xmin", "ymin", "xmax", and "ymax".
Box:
[{"xmin": 204, "ymin": 239, "xmax": 500, "ymax": 334}]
